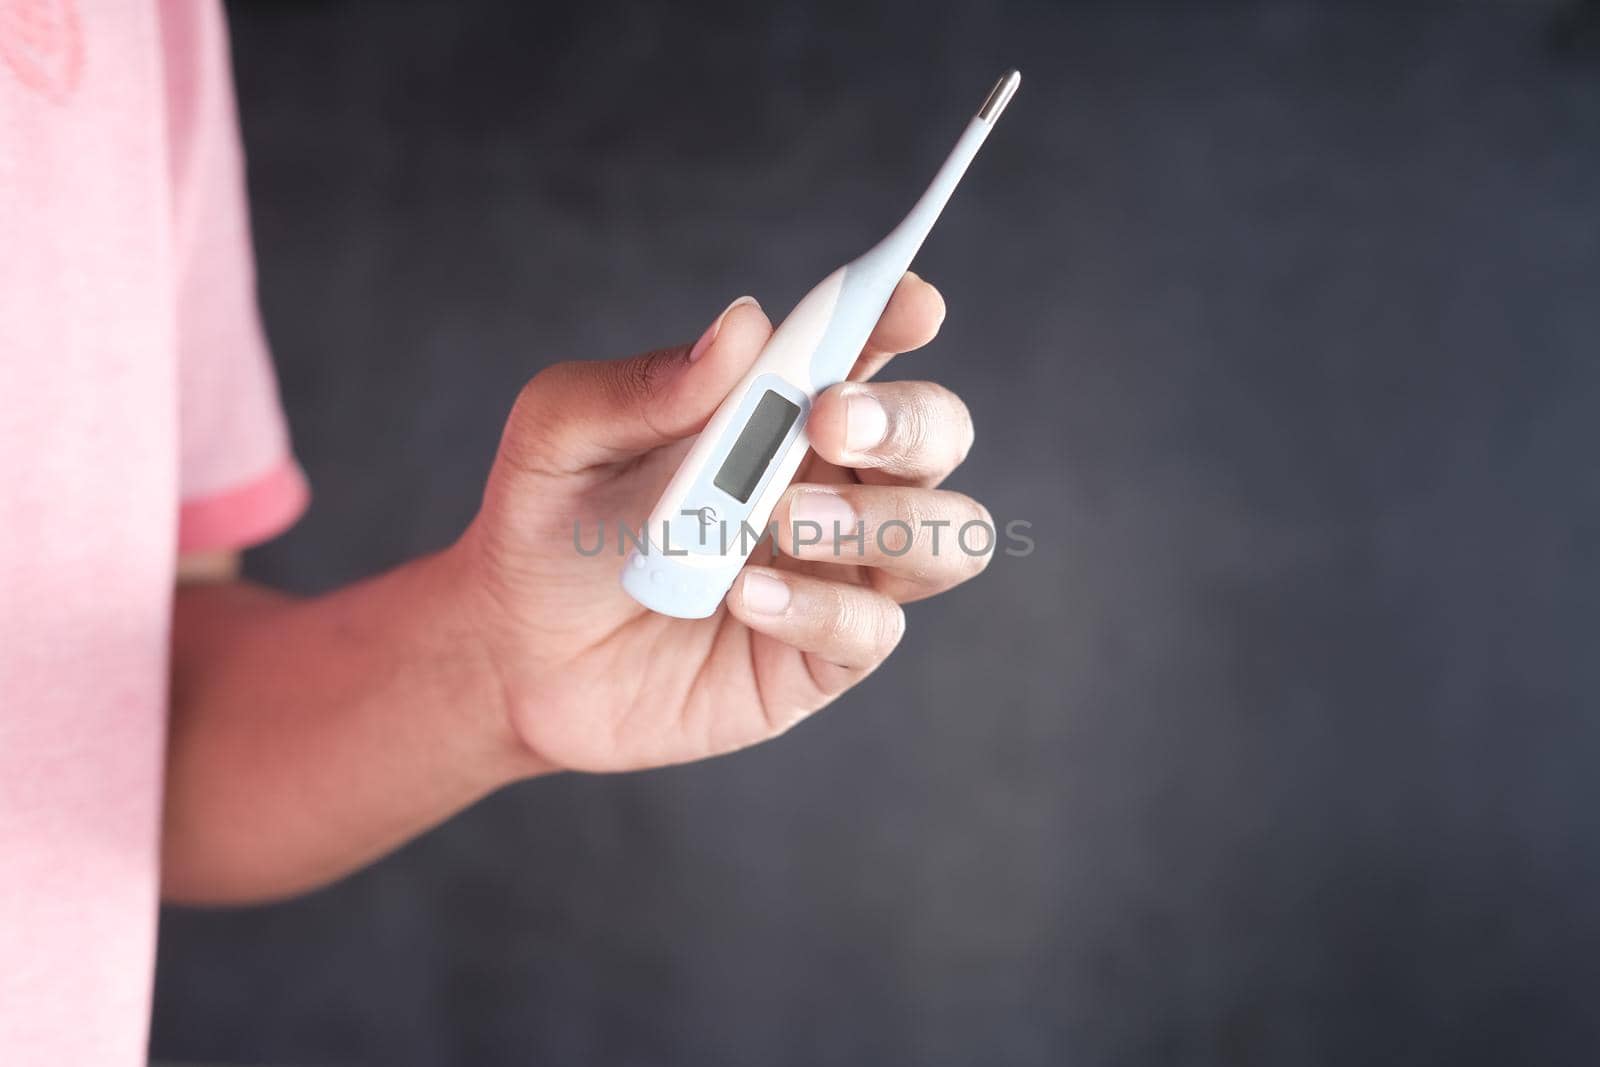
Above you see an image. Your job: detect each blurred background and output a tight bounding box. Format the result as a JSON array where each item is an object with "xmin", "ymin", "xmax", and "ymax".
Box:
[{"xmin": 152, "ymin": 1, "xmax": 1600, "ymax": 1064}]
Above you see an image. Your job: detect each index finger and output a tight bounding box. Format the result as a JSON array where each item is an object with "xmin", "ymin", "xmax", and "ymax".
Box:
[{"xmin": 849, "ymin": 272, "xmax": 948, "ymax": 382}]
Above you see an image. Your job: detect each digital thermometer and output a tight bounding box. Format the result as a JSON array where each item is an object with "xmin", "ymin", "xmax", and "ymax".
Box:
[{"xmin": 623, "ymin": 69, "xmax": 1021, "ymax": 619}]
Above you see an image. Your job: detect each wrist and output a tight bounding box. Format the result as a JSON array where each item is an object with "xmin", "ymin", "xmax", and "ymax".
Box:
[
  {"xmin": 401, "ymin": 541, "xmax": 561, "ymax": 782},
  {"xmin": 438, "ymin": 522, "xmax": 575, "ymax": 780}
]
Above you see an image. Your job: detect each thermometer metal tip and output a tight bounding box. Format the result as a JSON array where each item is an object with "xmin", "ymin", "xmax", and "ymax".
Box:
[{"xmin": 978, "ymin": 69, "xmax": 1021, "ymax": 123}]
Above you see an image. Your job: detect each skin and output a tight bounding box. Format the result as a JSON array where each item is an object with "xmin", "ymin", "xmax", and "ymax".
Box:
[{"xmin": 164, "ymin": 273, "xmax": 991, "ymax": 903}]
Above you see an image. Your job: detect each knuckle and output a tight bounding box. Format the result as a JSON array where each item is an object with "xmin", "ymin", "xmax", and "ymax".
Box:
[
  {"xmin": 899, "ymin": 495, "xmax": 942, "ymax": 582},
  {"xmin": 502, "ymin": 364, "xmax": 575, "ymax": 476},
  {"xmin": 885, "ymin": 387, "xmax": 933, "ymax": 464},
  {"xmin": 819, "ymin": 587, "xmax": 901, "ymax": 665},
  {"xmin": 894, "ymin": 487, "xmax": 930, "ymax": 532},
  {"xmin": 874, "ymin": 490, "xmax": 923, "ymax": 565},
  {"xmin": 604, "ymin": 348, "xmax": 680, "ymax": 444},
  {"xmin": 607, "ymin": 348, "xmax": 672, "ymax": 409},
  {"xmin": 513, "ymin": 362, "xmax": 563, "ymax": 413},
  {"xmin": 887, "ymin": 382, "xmax": 972, "ymax": 472},
  {"xmin": 820, "ymin": 584, "xmax": 858, "ymax": 646}
]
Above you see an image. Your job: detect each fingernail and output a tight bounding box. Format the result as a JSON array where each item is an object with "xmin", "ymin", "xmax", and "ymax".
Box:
[
  {"xmin": 790, "ymin": 488, "xmax": 858, "ymax": 544},
  {"xmin": 688, "ymin": 295, "xmax": 759, "ymax": 363},
  {"xmin": 844, "ymin": 390, "xmax": 889, "ymax": 453},
  {"xmin": 741, "ymin": 571, "xmax": 791, "ymax": 615}
]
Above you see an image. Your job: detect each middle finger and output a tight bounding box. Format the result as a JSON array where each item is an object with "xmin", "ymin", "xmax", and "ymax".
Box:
[
  {"xmin": 806, "ymin": 379, "xmax": 975, "ymax": 487},
  {"xmin": 771, "ymin": 483, "xmax": 996, "ymax": 601}
]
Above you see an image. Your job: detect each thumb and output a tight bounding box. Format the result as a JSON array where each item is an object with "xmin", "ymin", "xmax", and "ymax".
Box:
[{"xmin": 495, "ymin": 296, "xmax": 771, "ymax": 478}]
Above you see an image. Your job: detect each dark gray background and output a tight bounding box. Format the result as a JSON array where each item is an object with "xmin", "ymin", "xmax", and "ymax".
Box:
[{"xmin": 152, "ymin": 1, "xmax": 1600, "ymax": 1065}]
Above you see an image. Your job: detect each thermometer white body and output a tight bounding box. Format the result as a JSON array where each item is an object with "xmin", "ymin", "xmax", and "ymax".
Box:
[{"xmin": 623, "ymin": 70, "xmax": 1020, "ymax": 619}]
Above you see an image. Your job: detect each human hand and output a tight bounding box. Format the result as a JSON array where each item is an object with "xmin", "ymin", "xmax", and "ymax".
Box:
[{"xmin": 458, "ymin": 274, "xmax": 992, "ymax": 773}]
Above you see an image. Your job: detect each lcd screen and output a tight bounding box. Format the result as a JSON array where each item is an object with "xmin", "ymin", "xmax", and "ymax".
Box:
[{"xmin": 713, "ymin": 390, "xmax": 802, "ymax": 503}]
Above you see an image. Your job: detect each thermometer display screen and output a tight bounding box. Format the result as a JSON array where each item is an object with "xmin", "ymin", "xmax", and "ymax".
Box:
[{"xmin": 713, "ymin": 390, "xmax": 801, "ymax": 503}]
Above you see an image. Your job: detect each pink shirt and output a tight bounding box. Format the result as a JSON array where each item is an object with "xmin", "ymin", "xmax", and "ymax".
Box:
[{"xmin": 0, "ymin": 3, "xmax": 305, "ymax": 1062}]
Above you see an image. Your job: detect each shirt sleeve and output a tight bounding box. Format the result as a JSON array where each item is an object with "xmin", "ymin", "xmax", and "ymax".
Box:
[{"xmin": 161, "ymin": 1, "xmax": 308, "ymax": 553}]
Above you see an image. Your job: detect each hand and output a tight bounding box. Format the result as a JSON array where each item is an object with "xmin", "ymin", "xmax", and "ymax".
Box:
[{"xmin": 459, "ymin": 274, "xmax": 992, "ymax": 773}]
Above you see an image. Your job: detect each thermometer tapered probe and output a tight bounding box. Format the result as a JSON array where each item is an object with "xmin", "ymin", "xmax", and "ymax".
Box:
[{"xmin": 623, "ymin": 70, "xmax": 1021, "ymax": 619}]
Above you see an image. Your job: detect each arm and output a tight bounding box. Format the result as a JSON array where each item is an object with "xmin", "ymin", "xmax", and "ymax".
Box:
[{"xmin": 163, "ymin": 551, "xmax": 541, "ymax": 903}]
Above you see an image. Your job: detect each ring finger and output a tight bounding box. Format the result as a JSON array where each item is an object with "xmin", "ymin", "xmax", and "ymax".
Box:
[{"xmin": 772, "ymin": 483, "xmax": 996, "ymax": 602}]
